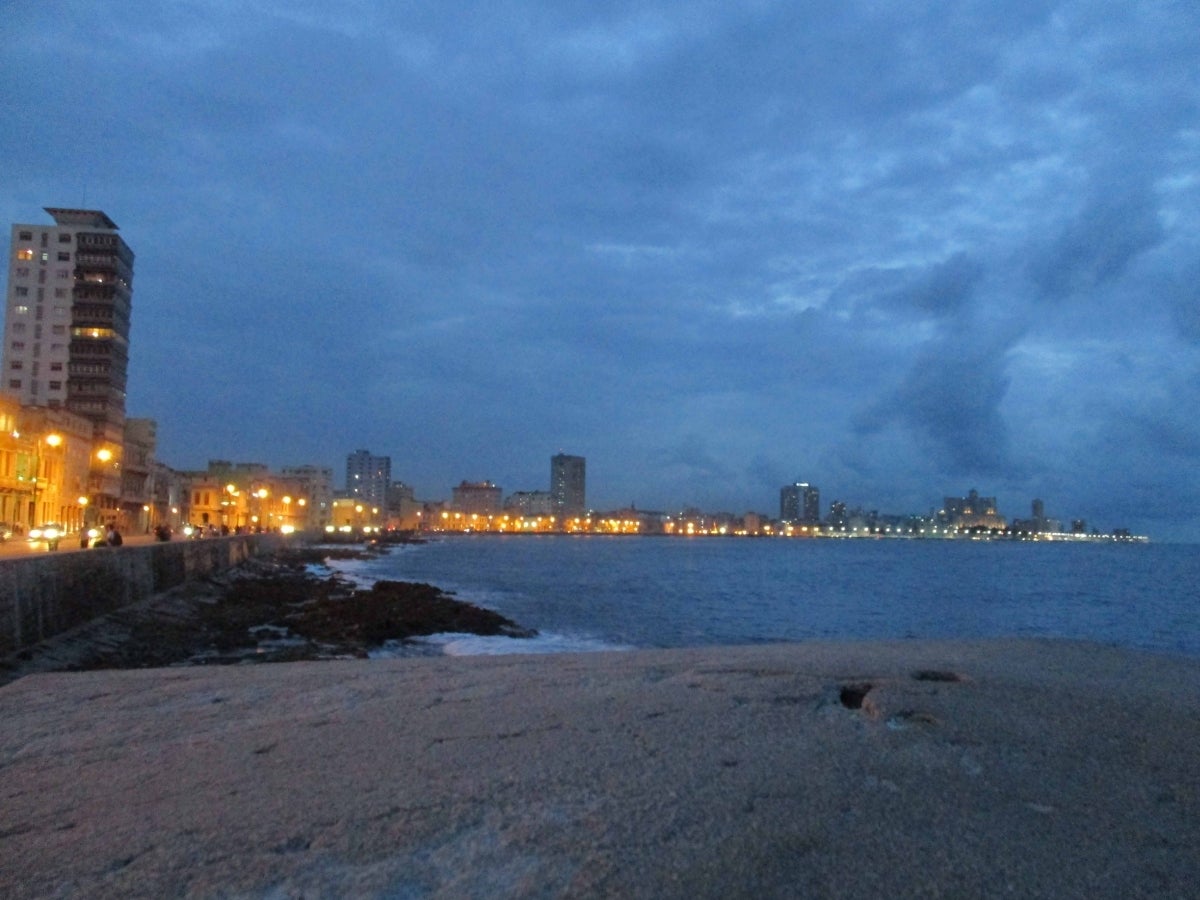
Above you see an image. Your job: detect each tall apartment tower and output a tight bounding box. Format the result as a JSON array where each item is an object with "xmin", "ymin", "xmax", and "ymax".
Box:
[
  {"xmin": 4, "ymin": 209, "xmax": 134, "ymax": 518},
  {"xmin": 780, "ymin": 481, "xmax": 820, "ymax": 523},
  {"xmin": 550, "ymin": 453, "xmax": 586, "ymax": 517},
  {"xmin": 346, "ymin": 449, "xmax": 391, "ymax": 508}
]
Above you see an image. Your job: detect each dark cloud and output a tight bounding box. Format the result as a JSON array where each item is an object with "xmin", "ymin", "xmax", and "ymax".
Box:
[
  {"xmin": 1029, "ymin": 182, "xmax": 1165, "ymax": 299},
  {"xmin": 856, "ymin": 327, "xmax": 1018, "ymax": 476}
]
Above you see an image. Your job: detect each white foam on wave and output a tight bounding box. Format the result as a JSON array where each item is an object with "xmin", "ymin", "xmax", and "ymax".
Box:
[
  {"xmin": 370, "ymin": 631, "xmax": 632, "ymax": 658},
  {"xmin": 320, "ymin": 557, "xmax": 378, "ymax": 589}
]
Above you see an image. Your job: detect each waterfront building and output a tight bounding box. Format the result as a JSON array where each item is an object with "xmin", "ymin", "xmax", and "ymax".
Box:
[
  {"xmin": 122, "ymin": 418, "xmax": 156, "ymax": 533},
  {"xmin": 452, "ymin": 480, "xmax": 503, "ymax": 515},
  {"xmin": 939, "ymin": 489, "xmax": 1006, "ymax": 531},
  {"xmin": 5, "ymin": 403, "xmax": 92, "ymax": 531},
  {"xmin": 346, "ymin": 449, "xmax": 391, "ymax": 508},
  {"xmin": 3, "ymin": 208, "xmax": 135, "ymax": 526},
  {"xmin": 281, "ymin": 464, "xmax": 334, "ymax": 530},
  {"xmin": 506, "ymin": 489, "xmax": 554, "ymax": 516},
  {"xmin": 780, "ymin": 481, "xmax": 820, "ymax": 523},
  {"xmin": 550, "ymin": 453, "xmax": 586, "ymax": 517}
]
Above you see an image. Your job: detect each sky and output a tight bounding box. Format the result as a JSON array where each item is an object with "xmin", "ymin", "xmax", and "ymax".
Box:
[{"xmin": 2, "ymin": 2, "xmax": 1198, "ymax": 539}]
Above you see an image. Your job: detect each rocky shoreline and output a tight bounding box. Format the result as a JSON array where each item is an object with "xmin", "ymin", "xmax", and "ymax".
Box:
[{"xmin": 1, "ymin": 546, "xmax": 536, "ymax": 682}]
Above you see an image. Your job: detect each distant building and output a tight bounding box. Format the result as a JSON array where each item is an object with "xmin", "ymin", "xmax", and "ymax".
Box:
[
  {"xmin": 506, "ymin": 489, "xmax": 554, "ymax": 515},
  {"xmin": 780, "ymin": 481, "xmax": 821, "ymax": 523},
  {"xmin": 551, "ymin": 453, "xmax": 586, "ymax": 517},
  {"xmin": 3, "ymin": 208, "xmax": 135, "ymax": 525},
  {"xmin": 452, "ymin": 480, "xmax": 502, "ymax": 515},
  {"xmin": 346, "ymin": 449, "xmax": 391, "ymax": 508},
  {"xmin": 939, "ymin": 489, "xmax": 1006, "ymax": 530},
  {"xmin": 280, "ymin": 464, "xmax": 334, "ymax": 530}
]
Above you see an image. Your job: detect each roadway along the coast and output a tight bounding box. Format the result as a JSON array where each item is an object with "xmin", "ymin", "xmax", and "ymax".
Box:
[{"xmin": 0, "ymin": 531, "xmax": 170, "ymax": 558}]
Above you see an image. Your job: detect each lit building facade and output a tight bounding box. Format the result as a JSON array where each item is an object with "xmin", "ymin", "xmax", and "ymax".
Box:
[
  {"xmin": 551, "ymin": 453, "xmax": 586, "ymax": 517},
  {"xmin": 3, "ymin": 208, "xmax": 134, "ymax": 526},
  {"xmin": 939, "ymin": 489, "xmax": 1006, "ymax": 531}
]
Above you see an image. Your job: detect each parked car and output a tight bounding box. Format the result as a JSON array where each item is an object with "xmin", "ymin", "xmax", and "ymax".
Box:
[{"xmin": 28, "ymin": 522, "xmax": 67, "ymax": 550}]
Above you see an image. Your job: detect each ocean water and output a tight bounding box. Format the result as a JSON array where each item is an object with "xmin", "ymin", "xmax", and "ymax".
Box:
[{"xmin": 326, "ymin": 535, "xmax": 1200, "ymax": 658}]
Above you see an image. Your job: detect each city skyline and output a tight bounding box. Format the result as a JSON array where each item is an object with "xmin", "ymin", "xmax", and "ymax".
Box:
[{"xmin": 2, "ymin": 5, "xmax": 1198, "ymax": 541}]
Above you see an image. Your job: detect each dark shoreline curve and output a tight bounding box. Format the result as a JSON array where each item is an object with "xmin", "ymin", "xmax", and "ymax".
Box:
[{"xmin": 0, "ymin": 545, "xmax": 536, "ymax": 682}]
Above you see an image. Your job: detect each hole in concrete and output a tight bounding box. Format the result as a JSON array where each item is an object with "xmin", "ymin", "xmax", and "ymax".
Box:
[
  {"xmin": 911, "ymin": 669, "xmax": 964, "ymax": 683},
  {"xmin": 839, "ymin": 683, "xmax": 873, "ymax": 709}
]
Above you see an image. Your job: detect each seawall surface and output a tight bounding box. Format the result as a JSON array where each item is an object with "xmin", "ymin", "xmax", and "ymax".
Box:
[
  {"xmin": 0, "ymin": 534, "xmax": 283, "ymax": 656},
  {"xmin": 1, "ymin": 639, "xmax": 1196, "ymax": 898}
]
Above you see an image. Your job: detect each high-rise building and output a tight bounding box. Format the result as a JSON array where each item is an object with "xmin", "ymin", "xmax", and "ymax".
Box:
[
  {"xmin": 780, "ymin": 481, "xmax": 820, "ymax": 523},
  {"xmin": 550, "ymin": 453, "xmax": 586, "ymax": 517},
  {"xmin": 346, "ymin": 449, "xmax": 391, "ymax": 508},
  {"xmin": 3, "ymin": 208, "xmax": 135, "ymax": 523}
]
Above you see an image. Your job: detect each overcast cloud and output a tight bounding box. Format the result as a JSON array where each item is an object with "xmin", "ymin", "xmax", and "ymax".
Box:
[{"xmin": 3, "ymin": 1, "xmax": 1198, "ymax": 538}]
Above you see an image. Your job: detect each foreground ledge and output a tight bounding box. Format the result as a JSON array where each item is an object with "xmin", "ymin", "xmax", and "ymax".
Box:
[{"xmin": 1, "ymin": 639, "xmax": 1197, "ymax": 898}]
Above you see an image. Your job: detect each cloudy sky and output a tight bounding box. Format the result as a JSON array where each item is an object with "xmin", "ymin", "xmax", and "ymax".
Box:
[{"xmin": 3, "ymin": 2, "xmax": 1198, "ymax": 538}]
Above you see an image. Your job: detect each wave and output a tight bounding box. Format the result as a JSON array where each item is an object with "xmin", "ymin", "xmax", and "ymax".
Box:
[{"xmin": 369, "ymin": 631, "xmax": 632, "ymax": 658}]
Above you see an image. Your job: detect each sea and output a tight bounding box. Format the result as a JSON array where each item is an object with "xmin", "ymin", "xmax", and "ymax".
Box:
[{"xmin": 324, "ymin": 535, "xmax": 1200, "ymax": 659}]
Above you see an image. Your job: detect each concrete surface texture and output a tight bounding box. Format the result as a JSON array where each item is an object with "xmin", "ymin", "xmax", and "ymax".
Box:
[{"xmin": 1, "ymin": 639, "xmax": 1197, "ymax": 898}]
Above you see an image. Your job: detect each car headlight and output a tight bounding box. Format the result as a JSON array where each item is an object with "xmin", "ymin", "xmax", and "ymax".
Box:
[
  {"xmin": 29, "ymin": 528, "xmax": 43, "ymax": 539},
  {"xmin": 44, "ymin": 528, "xmax": 61, "ymax": 539}
]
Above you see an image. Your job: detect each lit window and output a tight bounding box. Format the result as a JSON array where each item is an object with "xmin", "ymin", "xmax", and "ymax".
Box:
[
  {"xmin": 40, "ymin": 252, "xmax": 49, "ymax": 262},
  {"xmin": 13, "ymin": 305, "xmax": 28, "ymax": 315},
  {"xmin": 17, "ymin": 248, "xmax": 33, "ymax": 260}
]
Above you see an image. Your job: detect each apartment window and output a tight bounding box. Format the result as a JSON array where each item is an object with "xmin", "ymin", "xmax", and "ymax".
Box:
[
  {"xmin": 16, "ymin": 248, "xmax": 33, "ymax": 260},
  {"xmin": 50, "ymin": 343, "xmax": 64, "ymax": 352},
  {"xmin": 13, "ymin": 305, "xmax": 28, "ymax": 315},
  {"xmin": 49, "ymin": 362, "xmax": 62, "ymax": 371},
  {"xmin": 54, "ymin": 288, "xmax": 66, "ymax": 298},
  {"xmin": 58, "ymin": 233, "xmax": 71, "ymax": 243},
  {"xmin": 10, "ymin": 342, "xmax": 24, "ymax": 351},
  {"xmin": 14, "ymin": 287, "xmax": 28, "ymax": 297},
  {"xmin": 11, "ymin": 323, "xmax": 25, "ymax": 334},
  {"xmin": 15, "ymin": 267, "xmax": 29, "ymax": 277},
  {"xmin": 9, "ymin": 361, "xmax": 22, "ymax": 370},
  {"xmin": 48, "ymin": 380, "xmax": 62, "ymax": 390},
  {"xmin": 18, "ymin": 231, "xmax": 32, "ymax": 241},
  {"xmin": 40, "ymin": 251, "xmax": 49, "ymax": 262},
  {"xmin": 51, "ymin": 325, "xmax": 65, "ymax": 335},
  {"xmin": 53, "ymin": 306, "xmax": 67, "ymax": 316},
  {"xmin": 7, "ymin": 379, "xmax": 20, "ymax": 389},
  {"xmin": 56, "ymin": 269, "xmax": 69, "ymax": 279},
  {"xmin": 57, "ymin": 251, "xmax": 70, "ymax": 261}
]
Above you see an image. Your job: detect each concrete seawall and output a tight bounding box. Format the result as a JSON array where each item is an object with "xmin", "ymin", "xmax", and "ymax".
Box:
[{"xmin": 0, "ymin": 534, "xmax": 283, "ymax": 656}]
